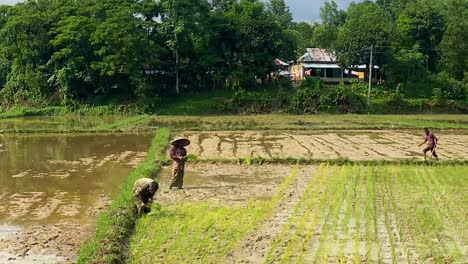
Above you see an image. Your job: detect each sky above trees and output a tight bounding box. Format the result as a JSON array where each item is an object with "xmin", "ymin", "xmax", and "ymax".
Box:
[{"xmin": 1, "ymin": 0, "xmax": 365, "ymax": 21}]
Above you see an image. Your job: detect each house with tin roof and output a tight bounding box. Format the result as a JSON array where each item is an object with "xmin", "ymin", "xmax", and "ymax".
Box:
[{"xmin": 290, "ymin": 48, "xmax": 379, "ymax": 83}]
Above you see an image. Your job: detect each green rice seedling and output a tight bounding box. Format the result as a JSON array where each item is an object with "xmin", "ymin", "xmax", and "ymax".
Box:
[
  {"xmin": 296, "ymin": 166, "xmax": 341, "ymax": 263},
  {"xmin": 264, "ymin": 164, "xmax": 327, "ymax": 263},
  {"xmin": 313, "ymin": 165, "xmax": 352, "ymax": 263},
  {"xmin": 279, "ymin": 165, "xmax": 334, "ymax": 263},
  {"xmin": 352, "ymin": 165, "xmax": 364, "ymax": 264}
]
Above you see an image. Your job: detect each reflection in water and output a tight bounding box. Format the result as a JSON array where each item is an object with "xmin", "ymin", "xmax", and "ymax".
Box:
[{"xmin": 0, "ymin": 133, "xmax": 151, "ymax": 225}]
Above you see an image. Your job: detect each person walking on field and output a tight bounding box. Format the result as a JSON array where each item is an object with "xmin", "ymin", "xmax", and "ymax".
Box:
[
  {"xmin": 169, "ymin": 137, "xmax": 190, "ymax": 189},
  {"xmin": 419, "ymin": 127, "xmax": 439, "ymax": 160},
  {"xmin": 133, "ymin": 178, "xmax": 159, "ymax": 216}
]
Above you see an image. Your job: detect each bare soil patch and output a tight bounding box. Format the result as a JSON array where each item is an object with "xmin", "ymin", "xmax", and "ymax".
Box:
[{"xmin": 177, "ymin": 130, "xmax": 468, "ymax": 161}]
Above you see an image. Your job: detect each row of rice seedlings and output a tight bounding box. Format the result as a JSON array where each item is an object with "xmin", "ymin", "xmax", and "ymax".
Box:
[
  {"xmin": 426, "ymin": 166, "xmax": 466, "ymax": 238},
  {"xmin": 278, "ymin": 165, "xmax": 333, "ymax": 263},
  {"xmin": 295, "ymin": 164, "xmax": 350, "ymax": 263},
  {"xmin": 393, "ymin": 166, "xmax": 436, "ymax": 262},
  {"xmin": 313, "ymin": 165, "xmax": 355, "ymax": 263},
  {"xmin": 395, "ymin": 166, "xmax": 446, "ymax": 262},
  {"xmin": 264, "ymin": 164, "xmax": 330, "ymax": 263},
  {"xmin": 376, "ymin": 165, "xmax": 398, "ymax": 263},
  {"xmin": 363, "ymin": 165, "xmax": 379, "ymax": 263},
  {"xmin": 352, "ymin": 165, "xmax": 365, "ymax": 263},
  {"xmin": 389, "ymin": 165, "xmax": 420, "ymax": 263},
  {"xmin": 414, "ymin": 166, "xmax": 455, "ymax": 262},
  {"xmin": 336, "ymin": 164, "xmax": 360, "ymax": 263},
  {"xmin": 435, "ymin": 166, "xmax": 468, "ymax": 243},
  {"xmin": 416, "ymin": 166, "xmax": 464, "ymax": 262}
]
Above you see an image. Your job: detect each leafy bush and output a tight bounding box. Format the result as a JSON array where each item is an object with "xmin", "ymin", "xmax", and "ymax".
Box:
[
  {"xmin": 432, "ymin": 72, "xmax": 466, "ymax": 100},
  {"xmin": 291, "ymin": 87, "xmax": 320, "ymax": 114},
  {"xmin": 431, "ymin": 88, "xmax": 447, "ymax": 106},
  {"xmin": 299, "ymin": 77, "xmax": 324, "ymax": 90},
  {"xmin": 221, "ymin": 89, "xmax": 273, "ymax": 114},
  {"xmin": 320, "ymin": 85, "xmax": 366, "ymax": 113}
]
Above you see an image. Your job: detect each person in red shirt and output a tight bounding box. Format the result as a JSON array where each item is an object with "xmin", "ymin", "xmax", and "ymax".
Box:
[
  {"xmin": 419, "ymin": 128, "xmax": 439, "ymax": 160},
  {"xmin": 169, "ymin": 138, "xmax": 190, "ymax": 189}
]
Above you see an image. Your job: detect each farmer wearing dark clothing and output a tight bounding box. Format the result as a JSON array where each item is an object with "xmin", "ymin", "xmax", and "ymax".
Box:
[
  {"xmin": 169, "ymin": 137, "xmax": 190, "ymax": 189},
  {"xmin": 133, "ymin": 178, "xmax": 159, "ymax": 216},
  {"xmin": 419, "ymin": 128, "xmax": 439, "ymax": 160}
]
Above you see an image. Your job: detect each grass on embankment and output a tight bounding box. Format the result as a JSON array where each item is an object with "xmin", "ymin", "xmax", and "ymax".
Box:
[
  {"xmin": 1, "ymin": 114, "xmax": 467, "ymax": 133},
  {"xmin": 149, "ymin": 114, "xmax": 468, "ymax": 131},
  {"xmin": 77, "ymin": 128, "xmax": 170, "ymax": 264}
]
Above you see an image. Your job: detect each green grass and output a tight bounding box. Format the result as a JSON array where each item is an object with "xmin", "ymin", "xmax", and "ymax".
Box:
[
  {"xmin": 1, "ymin": 114, "xmax": 467, "ymax": 133},
  {"xmin": 77, "ymin": 128, "xmax": 170, "ymax": 264}
]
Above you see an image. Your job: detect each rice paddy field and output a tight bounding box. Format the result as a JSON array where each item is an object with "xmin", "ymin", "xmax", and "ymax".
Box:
[
  {"xmin": 128, "ymin": 123, "xmax": 468, "ymax": 264},
  {"xmin": 1, "ymin": 114, "xmax": 467, "ymax": 263},
  {"xmin": 129, "ymin": 163, "xmax": 467, "ymax": 264}
]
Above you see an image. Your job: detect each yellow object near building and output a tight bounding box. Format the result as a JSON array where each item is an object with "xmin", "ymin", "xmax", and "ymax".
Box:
[{"xmin": 358, "ymin": 72, "xmax": 365, "ymax": 79}]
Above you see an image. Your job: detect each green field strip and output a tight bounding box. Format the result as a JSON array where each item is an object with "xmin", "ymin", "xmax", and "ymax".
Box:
[
  {"xmin": 363, "ymin": 165, "xmax": 380, "ymax": 263},
  {"xmin": 397, "ymin": 166, "xmax": 449, "ymax": 262},
  {"xmin": 376, "ymin": 165, "xmax": 398, "ymax": 263},
  {"xmin": 383, "ymin": 165, "xmax": 414, "ymax": 263},
  {"xmin": 278, "ymin": 165, "xmax": 331, "ymax": 263},
  {"xmin": 263, "ymin": 164, "xmax": 330, "ymax": 263},
  {"xmin": 352, "ymin": 165, "xmax": 366, "ymax": 263},
  {"xmin": 296, "ymin": 165, "xmax": 339, "ymax": 263},
  {"xmin": 295, "ymin": 165, "xmax": 343, "ymax": 263},
  {"xmin": 413, "ymin": 167, "xmax": 465, "ymax": 262},
  {"xmin": 334, "ymin": 164, "xmax": 359, "ymax": 263},
  {"xmin": 312, "ymin": 165, "xmax": 355, "ymax": 263}
]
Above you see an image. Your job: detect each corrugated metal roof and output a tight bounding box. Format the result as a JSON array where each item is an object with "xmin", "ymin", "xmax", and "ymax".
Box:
[
  {"xmin": 298, "ymin": 48, "xmax": 337, "ymax": 63},
  {"xmin": 302, "ymin": 63, "xmax": 340, "ymax": 69},
  {"xmin": 274, "ymin": 59, "xmax": 289, "ymax": 66}
]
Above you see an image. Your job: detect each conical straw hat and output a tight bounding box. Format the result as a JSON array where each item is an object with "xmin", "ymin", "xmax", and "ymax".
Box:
[{"xmin": 170, "ymin": 137, "xmax": 190, "ymax": 146}]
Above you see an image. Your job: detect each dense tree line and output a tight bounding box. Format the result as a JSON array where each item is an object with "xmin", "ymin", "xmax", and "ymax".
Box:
[{"xmin": 0, "ymin": 0, "xmax": 466, "ymax": 109}]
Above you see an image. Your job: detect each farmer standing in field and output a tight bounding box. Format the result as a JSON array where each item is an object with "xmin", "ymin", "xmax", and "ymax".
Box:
[
  {"xmin": 419, "ymin": 127, "xmax": 439, "ymax": 160},
  {"xmin": 169, "ymin": 137, "xmax": 190, "ymax": 189},
  {"xmin": 133, "ymin": 178, "xmax": 159, "ymax": 216}
]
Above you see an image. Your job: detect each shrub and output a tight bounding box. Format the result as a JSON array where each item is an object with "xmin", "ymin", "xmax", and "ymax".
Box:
[
  {"xmin": 320, "ymin": 85, "xmax": 366, "ymax": 113},
  {"xmin": 432, "ymin": 72, "xmax": 466, "ymax": 100},
  {"xmin": 291, "ymin": 87, "xmax": 320, "ymax": 114},
  {"xmin": 431, "ymin": 88, "xmax": 447, "ymax": 106},
  {"xmin": 299, "ymin": 77, "xmax": 324, "ymax": 90},
  {"xmin": 221, "ymin": 89, "xmax": 273, "ymax": 114}
]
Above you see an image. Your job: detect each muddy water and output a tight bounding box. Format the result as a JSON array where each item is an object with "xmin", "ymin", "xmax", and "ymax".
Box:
[{"xmin": 0, "ymin": 133, "xmax": 151, "ymax": 263}]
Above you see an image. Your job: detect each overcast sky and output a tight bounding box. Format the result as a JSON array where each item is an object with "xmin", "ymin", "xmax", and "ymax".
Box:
[{"xmin": 0, "ymin": 0, "xmax": 364, "ymax": 22}]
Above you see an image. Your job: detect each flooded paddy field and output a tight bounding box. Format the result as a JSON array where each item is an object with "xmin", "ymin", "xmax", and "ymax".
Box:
[
  {"xmin": 0, "ymin": 133, "xmax": 151, "ymax": 263},
  {"xmin": 131, "ymin": 163, "xmax": 468, "ymax": 264},
  {"xmin": 178, "ymin": 130, "xmax": 468, "ymax": 161}
]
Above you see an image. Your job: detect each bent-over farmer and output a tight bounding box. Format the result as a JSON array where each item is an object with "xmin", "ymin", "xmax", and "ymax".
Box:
[
  {"xmin": 418, "ymin": 127, "xmax": 439, "ymax": 160},
  {"xmin": 169, "ymin": 137, "xmax": 190, "ymax": 189},
  {"xmin": 133, "ymin": 178, "xmax": 159, "ymax": 216}
]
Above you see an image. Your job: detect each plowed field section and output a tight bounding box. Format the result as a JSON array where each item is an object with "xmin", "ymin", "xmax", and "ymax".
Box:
[{"xmin": 177, "ymin": 131, "xmax": 468, "ymax": 161}]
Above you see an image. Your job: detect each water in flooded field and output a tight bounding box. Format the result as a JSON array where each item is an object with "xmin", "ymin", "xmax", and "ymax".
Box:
[{"xmin": 0, "ymin": 133, "xmax": 152, "ymax": 225}]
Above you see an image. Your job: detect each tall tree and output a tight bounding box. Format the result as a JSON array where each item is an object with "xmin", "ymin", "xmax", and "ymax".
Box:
[
  {"xmin": 396, "ymin": 0, "xmax": 445, "ymax": 72},
  {"xmin": 439, "ymin": 0, "xmax": 467, "ymax": 80},
  {"xmin": 267, "ymin": 0, "xmax": 293, "ymax": 29},
  {"xmin": 335, "ymin": 1, "xmax": 393, "ymax": 68},
  {"xmin": 312, "ymin": 0, "xmax": 346, "ymax": 49}
]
